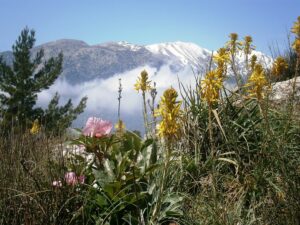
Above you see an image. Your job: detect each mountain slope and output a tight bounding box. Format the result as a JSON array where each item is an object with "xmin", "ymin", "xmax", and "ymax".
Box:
[
  {"xmin": 1, "ymin": 39, "xmax": 272, "ymax": 84},
  {"xmin": 146, "ymin": 41, "xmax": 212, "ymax": 70}
]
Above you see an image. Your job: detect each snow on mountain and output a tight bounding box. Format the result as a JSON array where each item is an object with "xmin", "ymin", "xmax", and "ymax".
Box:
[
  {"xmin": 146, "ymin": 41, "xmax": 212, "ymax": 68},
  {"xmin": 1, "ymin": 39, "xmax": 273, "ymax": 84},
  {"xmin": 146, "ymin": 41, "xmax": 273, "ymax": 76}
]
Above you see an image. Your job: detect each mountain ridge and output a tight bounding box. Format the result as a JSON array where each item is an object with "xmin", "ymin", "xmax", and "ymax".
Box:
[{"xmin": 0, "ymin": 39, "xmax": 273, "ymax": 85}]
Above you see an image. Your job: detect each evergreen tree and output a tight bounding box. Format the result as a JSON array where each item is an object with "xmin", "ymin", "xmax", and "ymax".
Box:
[{"xmin": 0, "ymin": 27, "xmax": 87, "ymax": 134}]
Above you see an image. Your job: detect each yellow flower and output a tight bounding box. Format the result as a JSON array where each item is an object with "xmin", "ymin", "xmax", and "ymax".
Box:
[
  {"xmin": 245, "ymin": 64, "xmax": 269, "ymax": 100},
  {"xmin": 213, "ymin": 48, "xmax": 230, "ymax": 78},
  {"xmin": 134, "ymin": 70, "xmax": 152, "ymax": 92},
  {"xmin": 250, "ymin": 55, "xmax": 257, "ymax": 71},
  {"xmin": 156, "ymin": 87, "xmax": 182, "ymax": 141},
  {"xmin": 292, "ymin": 39, "xmax": 300, "ymax": 53},
  {"xmin": 271, "ymin": 56, "xmax": 288, "ymax": 76},
  {"xmin": 243, "ymin": 35, "xmax": 255, "ymax": 55},
  {"xmin": 226, "ymin": 33, "xmax": 242, "ymax": 54},
  {"xmin": 115, "ymin": 119, "xmax": 126, "ymax": 135},
  {"xmin": 201, "ymin": 70, "xmax": 223, "ymax": 105},
  {"xmin": 291, "ymin": 16, "xmax": 300, "ymax": 55},
  {"xmin": 214, "ymin": 48, "xmax": 230, "ymax": 65},
  {"xmin": 230, "ymin": 33, "xmax": 238, "ymax": 41},
  {"xmin": 291, "ymin": 16, "xmax": 300, "ymax": 37},
  {"xmin": 30, "ymin": 119, "xmax": 40, "ymax": 134}
]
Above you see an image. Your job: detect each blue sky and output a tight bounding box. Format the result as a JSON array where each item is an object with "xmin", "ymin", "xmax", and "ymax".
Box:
[{"xmin": 0, "ymin": 0, "xmax": 299, "ymax": 53}]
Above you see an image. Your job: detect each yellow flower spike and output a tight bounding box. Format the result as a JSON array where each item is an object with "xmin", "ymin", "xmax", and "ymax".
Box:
[
  {"xmin": 115, "ymin": 119, "xmax": 126, "ymax": 135},
  {"xmin": 292, "ymin": 39, "xmax": 300, "ymax": 54},
  {"xmin": 245, "ymin": 64, "xmax": 269, "ymax": 100},
  {"xmin": 230, "ymin": 33, "xmax": 238, "ymax": 42},
  {"xmin": 30, "ymin": 119, "xmax": 40, "ymax": 134},
  {"xmin": 201, "ymin": 70, "xmax": 223, "ymax": 106},
  {"xmin": 213, "ymin": 48, "xmax": 230, "ymax": 64},
  {"xmin": 213, "ymin": 48, "xmax": 230, "ymax": 78},
  {"xmin": 226, "ymin": 33, "xmax": 242, "ymax": 55},
  {"xmin": 291, "ymin": 17, "xmax": 300, "ymax": 55},
  {"xmin": 271, "ymin": 56, "xmax": 288, "ymax": 76},
  {"xmin": 250, "ymin": 55, "xmax": 257, "ymax": 71},
  {"xmin": 243, "ymin": 35, "xmax": 255, "ymax": 55},
  {"xmin": 156, "ymin": 87, "xmax": 182, "ymax": 141},
  {"xmin": 291, "ymin": 16, "xmax": 300, "ymax": 37},
  {"xmin": 134, "ymin": 70, "xmax": 152, "ymax": 92}
]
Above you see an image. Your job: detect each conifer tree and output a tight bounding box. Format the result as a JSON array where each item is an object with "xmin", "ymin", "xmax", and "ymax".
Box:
[{"xmin": 0, "ymin": 27, "xmax": 87, "ymax": 133}]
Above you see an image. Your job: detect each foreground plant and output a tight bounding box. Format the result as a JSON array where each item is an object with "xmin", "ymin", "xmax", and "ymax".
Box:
[
  {"xmin": 70, "ymin": 116, "xmax": 184, "ymax": 224},
  {"xmin": 156, "ymin": 87, "xmax": 182, "ymax": 142},
  {"xmin": 134, "ymin": 70, "xmax": 152, "ymax": 137},
  {"xmin": 178, "ymin": 16, "xmax": 300, "ymax": 225}
]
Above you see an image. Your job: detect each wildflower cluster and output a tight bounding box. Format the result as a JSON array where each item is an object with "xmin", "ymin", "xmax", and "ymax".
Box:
[
  {"xmin": 250, "ymin": 55, "xmax": 258, "ymax": 71},
  {"xmin": 156, "ymin": 87, "xmax": 182, "ymax": 141},
  {"xmin": 115, "ymin": 119, "xmax": 126, "ymax": 135},
  {"xmin": 226, "ymin": 33, "xmax": 243, "ymax": 55},
  {"xmin": 201, "ymin": 70, "xmax": 223, "ymax": 106},
  {"xmin": 134, "ymin": 70, "xmax": 152, "ymax": 92},
  {"xmin": 271, "ymin": 56, "xmax": 288, "ymax": 76},
  {"xmin": 30, "ymin": 119, "xmax": 40, "ymax": 134},
  {"xmin": 291, "ymin": 16, "xmax": 300, "ymax": 55},
  {"xmin": 52, "ymin": 172, "xmax": 85, "ymax": 187},
  {"xmin": 245, "ymin": 64, "xmax": 269, "ymax": 100},
  {"xmin": 213, "ymin": 47, "xmax": 230, "ymax": 78},
  {"xmin": 243, "ymin": 35, "xmax": 255, "ymax": 56}
]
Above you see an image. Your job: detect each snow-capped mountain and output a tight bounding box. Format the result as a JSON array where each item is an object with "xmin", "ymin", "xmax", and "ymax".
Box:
[
  {"xmin": 146, "ymin": 41, "xmax": 212, "ymax": 70},
  {"xmin": 0, "ymin": 39, "xmax": 272, "ymax": 84}
]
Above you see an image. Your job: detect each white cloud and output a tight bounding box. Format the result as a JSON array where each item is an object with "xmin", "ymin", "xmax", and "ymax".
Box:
[{"xmin": 36, "ymin": 64, "xmax": 199, "ymax": 129}]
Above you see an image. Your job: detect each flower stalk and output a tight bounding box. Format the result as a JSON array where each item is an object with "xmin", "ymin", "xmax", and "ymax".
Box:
[{"xmin": 134, "ymin": 70, "xmax": 152, "ymax": 137}]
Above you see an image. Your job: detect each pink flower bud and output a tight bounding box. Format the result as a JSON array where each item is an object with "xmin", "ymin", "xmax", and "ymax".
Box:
[
  {"xmin": 78, "ymin": 175, "xmax": 85, "ymax": 184},
  {"xmin": 65, "ymin": 172, "xmax": 77, "ymax": 185}
]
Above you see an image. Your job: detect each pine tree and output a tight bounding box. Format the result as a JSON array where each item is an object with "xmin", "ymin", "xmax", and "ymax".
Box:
[{"xmin": 0, "ymin": 27, "xmax": 87, "ymax": 134}]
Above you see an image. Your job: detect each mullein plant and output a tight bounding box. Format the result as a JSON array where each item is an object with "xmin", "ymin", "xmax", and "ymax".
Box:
[
  {"xmin": 291, "ymin": 16, "xmax": 300, "ymax": 103},
  {"xmin": 271, "ymin": 56, "xmax": 288, "ymax": 79},
  {"xmin": 245, "ymin": 64, "xmax": 269, "ymax": 101},
  {"xmin": 213, "ymin": 47, "xmax": 230, "ymax": 80},
  {"xmin": 156, "ymin": 87, "xmax": 182, "ymax": 143},
  {"xmin": 199, "ymin": 62, "xmax": 229, "ymax": 206},
  {"xmin": 244, "ymin": 63, "xmax": 272, "ymax": 127},
  {"xmin": 201, "ymin": 48, "xmax": 229, "ymax": 154},
  {"xmin": 30, "ymin": 119, "xmax": 40, "ymax": 134},
  {"xmin": 250, "ymin": 54, "xmax": 258, "ymax": 71},
  {"xmin": 291, "ymin": 16, "xmax": 300, "ymax": 58},
  {"xmin": 243, "ymin": 35, "xmax": 255, "ymax": 77},
  {"xmin": 277, "ymin": 16, "xmax": 300, "ymax": 123},
  {"xmin": 226, "ymin": 33, "xmax": 243, "ymax": 89},
  {"xmin": 226, "ymin": 33, "xmax": 256, "ymax": 91},
  {"xmin": 151, "ymin": 87, "xmax": 183, "ymax": 223},
  {"xmin": 134, "ymin": 70, "xmax": 152, "ymax": 137}
]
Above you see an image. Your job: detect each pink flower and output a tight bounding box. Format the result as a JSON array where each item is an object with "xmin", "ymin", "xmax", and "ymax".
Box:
[
  {"xmin": 78, "ymin": 175, "xmax": 85, "ymax": 184},
  {"xmin": 65, "ymin": 172, "xmax": 78, "ymax": 185},
  {"xmin": 64, "ymin": 172, "xmax": 86, "ymax": 186},
  {"xmin": 83, "ymin": 117, "xmax": 112, "ymax": 138}
]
